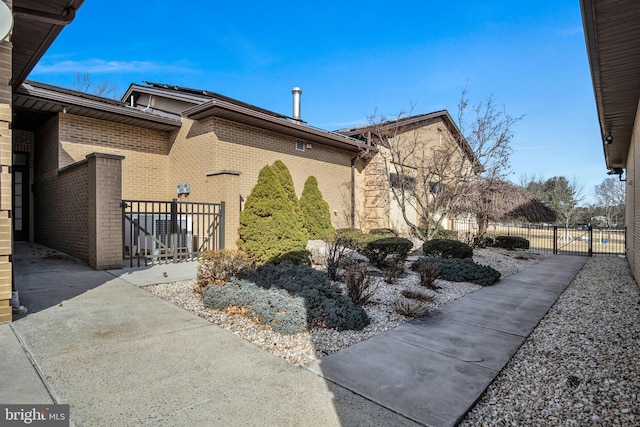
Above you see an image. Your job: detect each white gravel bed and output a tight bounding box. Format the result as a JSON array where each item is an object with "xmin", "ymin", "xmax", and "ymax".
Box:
[
  {"xmin": 460, "ymin": 256, "xmax": 640, "ymax": 426},
  {"xmin": 145, "ymin": 248, "xmax": 546, "ymax": 366}
]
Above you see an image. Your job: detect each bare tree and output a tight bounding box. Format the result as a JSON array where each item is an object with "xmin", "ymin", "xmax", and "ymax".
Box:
[
  {"xmin": 527, "ymin": 176, "xmax": 584, "ymax": 242},
  {"xmin": 365, "ymin": 89, "xmax": 523, "ymax": 241},
  {"xmin": 72, "ymin": 73, "xmax": 118, "ymax": 99},
  {"xmin": 593, "ymin": 177, "xmax": 625, "ymax": 227}
]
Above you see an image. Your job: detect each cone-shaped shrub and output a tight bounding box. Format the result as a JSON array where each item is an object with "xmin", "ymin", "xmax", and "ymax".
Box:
[
  {"xmin": 300, "ymin": 176, "xmax": 335, "ymax": 239},
  {"xmin": 273, "ymin": 160, "xmax": 306, "ymax": 238},
  {"xmin": 237, "ymin": 165, "xmax": 307, "ymax": 264}
]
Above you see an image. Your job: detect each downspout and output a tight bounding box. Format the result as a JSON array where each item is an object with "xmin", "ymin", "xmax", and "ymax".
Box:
[{"xmin": 351, "ymin": 157, "xmax": 356, "ymax": 228}]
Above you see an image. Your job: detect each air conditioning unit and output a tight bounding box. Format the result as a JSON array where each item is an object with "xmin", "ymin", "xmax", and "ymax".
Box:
[{"xmin": 125, "ymin": 214, "xmax": 193, "ymax": 256}]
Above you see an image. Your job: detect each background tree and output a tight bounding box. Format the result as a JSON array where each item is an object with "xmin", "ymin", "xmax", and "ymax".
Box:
[
  {"xmin": 368, "ymin": 89, "xmax": 523, "ymax": 240},
  {"xmin": 593, "ymin": 177, "xmax": 625, "ymax": 227},
  {"xmin": 526, "ymin": 176, "xmax": 584, "ymax": 242},
  {"xmin": 72, "ymin": 73, "xmax": 118, "ymax": 99},
  {"xmin": 299, "ymin": 176, "xmax": 335, "ymax": 239},
  {"xmin": 237, "ymin": 165, "xmax": 307, "ymax": 264}
]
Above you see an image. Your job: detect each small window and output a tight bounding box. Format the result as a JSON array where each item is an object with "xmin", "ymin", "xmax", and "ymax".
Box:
[
  {"xmin": 295, "ymin": 140, "xmax": 305, "ymax": 152},
  {"xmin": 429, "ymin": 182, "xmax": 442, "ymax": 194},
  {"xmin": 390, "ymin": 173, "xmax": 416, "ymax": 191}
]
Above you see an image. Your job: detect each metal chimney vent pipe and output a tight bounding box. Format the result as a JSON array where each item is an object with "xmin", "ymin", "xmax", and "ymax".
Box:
[{"xmin": 292, "ymin": 87, "xmax": 302, "ymax": 120}]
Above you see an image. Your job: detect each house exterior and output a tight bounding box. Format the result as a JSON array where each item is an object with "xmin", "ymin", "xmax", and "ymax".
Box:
[
  {"xmin": 1, "ymin": 0, "xmax": 471, "ymax": 324},
  {"xmin": 14, "ymin": 81, "xmax": 374, "ymax": 270},
  {"xmin": 340, "ymin": 112, "xmax": 477, "ymax": 236},
  {"xmin": 581, "ymin": 0, "xmax": 640, "ymax": 280}
]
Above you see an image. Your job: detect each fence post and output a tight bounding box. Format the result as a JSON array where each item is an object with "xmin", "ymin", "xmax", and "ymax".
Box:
[
  {"xmin": 588, "ymin": 225, "xmax": 593, "ymax": 257},
  {"xmin": 171, "ymin": 198, "xmax": 178, "ymax": 263},
  {"xmin": 219, "ymin": 201, "xmax": 226, "ymax": 249},
  {"xmin": 553, "ymin": 226, "xmax": 558, "ymax": 255}
]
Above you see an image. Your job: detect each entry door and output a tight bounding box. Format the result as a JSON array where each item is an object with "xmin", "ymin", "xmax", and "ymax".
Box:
[{"xmin": 12, "ymin": 152, "xmax": 29, "ymax": 241}]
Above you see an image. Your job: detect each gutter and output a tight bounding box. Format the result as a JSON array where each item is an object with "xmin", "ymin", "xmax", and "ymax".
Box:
[{"xmin": 13, "ymin": 6, "xmax": 76, "ymax": 26}]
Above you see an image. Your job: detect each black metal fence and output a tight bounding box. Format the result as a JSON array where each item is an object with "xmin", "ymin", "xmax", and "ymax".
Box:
[
  {"xmin": 122, "ymin": 199, "xmax": 225, "ymax": 267},
  {"xmin": 450, "ymin": 221, "xmax": 626, "ymax": 257}
]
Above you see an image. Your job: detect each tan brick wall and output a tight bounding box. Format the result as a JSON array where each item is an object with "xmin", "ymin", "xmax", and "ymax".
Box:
[
  {"xmin": 58, "ymin": 114, "xmax": 171, "ymax": 200},
  {"xmin": 87, "ymin": 154, "xmax": 123, "ymax": 269},
  {"xmin": 35, "ymin": 157, "xmax": 90, "ymax": 260},
  {"xmin": 356, "ymin": 119, "xmax": 471, "ymax": 234},
  {"xmin": 0, "ymin": 0, "xmax": 11, "ymax": 323},
  {"xmin": 169, "ymin": 117, "xmax": 356, "ymax": 237}
]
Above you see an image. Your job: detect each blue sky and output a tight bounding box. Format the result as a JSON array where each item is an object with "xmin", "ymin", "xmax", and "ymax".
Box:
[{"xmin": 30, "ymin": 0, "xmax": 603, "ymax": 204}]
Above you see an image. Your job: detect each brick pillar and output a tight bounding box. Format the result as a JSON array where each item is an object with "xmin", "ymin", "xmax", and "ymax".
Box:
[
  {"xmin": 206, "ymin": 171, "xmax": 240, "ymax": 250},
  {"xmin": 0, "ymin": 0, "xmax": 12, "ymax": 323},
  {"xmin": 87, "ymin": 153, "xmax": 124, "ymax": 269}
]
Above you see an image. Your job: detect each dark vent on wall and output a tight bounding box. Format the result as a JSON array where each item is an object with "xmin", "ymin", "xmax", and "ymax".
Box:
[{"xmin": 295, "ymin": 140, "xmax": 305, "ymax": 152}]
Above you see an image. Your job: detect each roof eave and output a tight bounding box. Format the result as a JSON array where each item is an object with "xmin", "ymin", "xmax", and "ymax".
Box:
[{"xmin": 184, "ymin": 100, "xmax": 373, "ymax": 153}]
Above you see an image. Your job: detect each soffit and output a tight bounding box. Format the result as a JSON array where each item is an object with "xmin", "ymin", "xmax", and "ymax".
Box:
[
  {"xmin": 581, "ymin": 0, "xmax": 640, "ymax": 169},
  {"xmin": 11, "ymin": 0, "xmax": 86, "ymax": 90}
]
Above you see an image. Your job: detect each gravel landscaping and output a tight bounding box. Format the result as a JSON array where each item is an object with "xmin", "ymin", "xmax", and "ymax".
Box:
[
  {"xmin": 460, "ymin": 256, "xmax": 640, "ymax": 426},
  {"xmin": 145, "ymin": 248, "xmax": 546, "ymax": 366}
]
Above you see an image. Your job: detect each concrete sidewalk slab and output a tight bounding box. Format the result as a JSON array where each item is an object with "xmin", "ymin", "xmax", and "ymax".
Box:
[
  {"xmin": 106, "ymin": 261, "xmax": 198, "ymax": 286},
  {"xmin": 309, "ymin": 255, "xmax": 587, "ymax": 426},
  {"xmin": 0, "ymin": 324, "xmax": 53, "ymax": 404},
  {"xmin": 10, "ymin": 269, "xmax": 418, "ymax": 426}
]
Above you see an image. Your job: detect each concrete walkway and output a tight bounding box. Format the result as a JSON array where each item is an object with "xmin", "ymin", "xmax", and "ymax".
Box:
[
  {"xmin": 3, "ymin": 242, "xmax": 586, "ymax": 426},
  {"xmin": 308, "ymin": 255, "xmax": 587, "ymax": 426}
]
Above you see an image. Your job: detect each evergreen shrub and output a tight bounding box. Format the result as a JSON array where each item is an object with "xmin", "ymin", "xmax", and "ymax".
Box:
[
  {"xmin": 238, "ymin": 262, "xmax": 370, "ymax": 331},
  {"xmin": 237, "ymin": 165, "xmax": 307, "ymax": 264},
  {"xmin": 494, "ymin": 236, "xmax": 530, "ymax": 250},
  {"xmin": 299, "ymin": 176, "xmax": 335, "ymax": 239},
  {"xmin": 202, "ymin": 279, "xmax": 307, "ymax": 335},
  {"xmin": 361, "ymin": 237, "xmax": 413, "ymax": 268},
  {"xmin": 411, "ymin": 258, "xmax": 501, "ymax": 286},
  {"xmin": 422, "ymin": 239, "xmax": 473, "ymax": 259}
]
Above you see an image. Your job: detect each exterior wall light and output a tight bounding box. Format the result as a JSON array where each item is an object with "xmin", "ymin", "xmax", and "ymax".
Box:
[{"xmin": 605, "ymin": 132, "xmax": 613, "ymax": 144}]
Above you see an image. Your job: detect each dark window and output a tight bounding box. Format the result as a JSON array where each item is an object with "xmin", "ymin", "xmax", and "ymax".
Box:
[{"xmin": 390, "ymin": 173, "xmax": 416, "ymax": 190}]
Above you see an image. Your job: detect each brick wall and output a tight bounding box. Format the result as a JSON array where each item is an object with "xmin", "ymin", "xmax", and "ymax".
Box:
[
  {"xmin": 628, "ymin": 107, "xmax": 639, "ymax": 280},
  {"xmin": 58, "ymin": 114, "xmax": 172, "ymax": 200},
  {"xmin": 0, "ymin": 0, "xmax": 11, "ymax": 323},
  {"xmin": 169, "ymin": 117, "xmax": 355, "ymax": 236}
]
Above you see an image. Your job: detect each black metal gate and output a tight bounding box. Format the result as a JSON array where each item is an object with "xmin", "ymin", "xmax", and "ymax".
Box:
[{"xmin": 122, "ymin": 199, "xmax": 225, "ymax": 266}]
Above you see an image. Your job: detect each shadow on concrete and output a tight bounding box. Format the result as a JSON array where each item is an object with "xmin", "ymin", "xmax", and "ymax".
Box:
[{"xmin": 12, "ymin": 242, "xmax": 113, "ymax": 317}]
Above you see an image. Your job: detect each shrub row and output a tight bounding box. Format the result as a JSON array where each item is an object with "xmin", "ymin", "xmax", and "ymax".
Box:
[{"xmin": 422, "ymin": 239, "xmax": 472, "ymax": 259}]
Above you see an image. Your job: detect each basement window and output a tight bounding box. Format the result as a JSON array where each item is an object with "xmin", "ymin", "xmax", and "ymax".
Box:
[{"xmin": 295, "ymin": 140, "xmax": 305, "ymax": 152}]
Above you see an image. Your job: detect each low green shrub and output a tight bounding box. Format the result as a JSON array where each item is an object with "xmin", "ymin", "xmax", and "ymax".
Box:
[
  {"xmin": 196, "ymin": 249, "xmax": 251, "ymax": 292},
  {"xmin": 422, "ymin": 239, "xmax": 473, "ymax": 259},
  {"xmin": 335, "ymin": 228, "xmax": 380, "ymax": 251},
  {"xmin": 238, "ymin": 262, "xmax": 370, "ymax": 331},
  {"xmin": 202, "ymin": 279, "xmax": 307, "ymax": 335},
  {"xmin": 368, "ymin": 228, "xmax": 398, "ymax": 237},
  {"xmin": 271, "ymin": 249, "xmax": 312, "ymax": 265},
  {"xmin": 411, "ymin": 258, "xmax": 501, "ymax": 286},
  {"xmin": 494, "ymin": 236, "xmax": 530, "ymax": 250},
  {"xmin": 362, "ymin": 237, "xmax": 413, "ymax": 268}
]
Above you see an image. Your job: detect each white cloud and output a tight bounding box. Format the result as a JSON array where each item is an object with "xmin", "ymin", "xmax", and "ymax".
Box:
[{"xmin": 31, "ymin": 58, "xmax": 195, "ymax": 74}]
